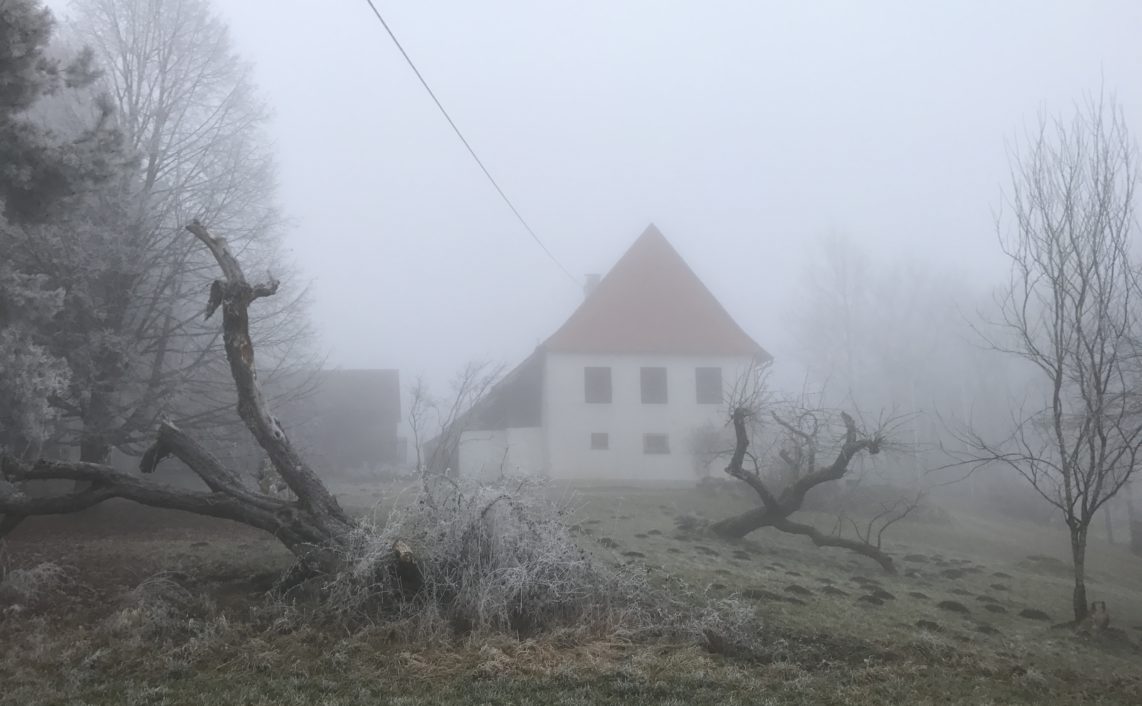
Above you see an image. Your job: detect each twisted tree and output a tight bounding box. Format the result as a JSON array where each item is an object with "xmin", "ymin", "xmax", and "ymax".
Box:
[
  {"xmin": 1, "ymin": 222, "xmax": 352, "ymax": 571},
  {"xmin": 709, "ymin": 390, "xmax": 913, "ymax": 573}
]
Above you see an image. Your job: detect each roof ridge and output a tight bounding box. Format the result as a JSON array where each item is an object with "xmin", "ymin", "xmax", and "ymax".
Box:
[{"xmin": 543, "ymin": 225, "xmax": 769, "ymax": 358}]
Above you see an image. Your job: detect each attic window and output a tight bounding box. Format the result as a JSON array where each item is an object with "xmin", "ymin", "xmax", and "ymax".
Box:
[
  {"xmin": 590, "ymin": 432, "xmax": 609, "ymax": 450},
  {"xmin": 643, "ymin": 433, "xmax": 670, "ymax": 455},
  {"xmin": 695, "ymin": 367, "xmax": 723, "ymax": 404},
  {"xmin": 640, "ymin": 367, "xmax": 668, "ymax": 404},
  {"xmin": 584, "ymin": 367, "xmax": 612, "ymax": 403}
]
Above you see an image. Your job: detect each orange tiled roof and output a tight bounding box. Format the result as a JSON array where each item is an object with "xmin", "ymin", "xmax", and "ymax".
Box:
[{"xmin": 543, "ymin": 224, "xmax": 769, "ymax": 357}]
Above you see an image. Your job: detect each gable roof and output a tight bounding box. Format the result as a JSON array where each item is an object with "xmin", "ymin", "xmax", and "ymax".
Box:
[{"xmin": 543, "ymin": 224, "xmax": 770, "ymax": 357}]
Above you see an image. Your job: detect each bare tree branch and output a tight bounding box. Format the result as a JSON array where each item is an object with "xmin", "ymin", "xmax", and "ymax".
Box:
[
  {"xmin": 710, "ymin": 383, "xmax": 905, "ymax": 572},
  {"xmin": 953, "ymin": 93, "xmax": 1142, "ymax": 621}
]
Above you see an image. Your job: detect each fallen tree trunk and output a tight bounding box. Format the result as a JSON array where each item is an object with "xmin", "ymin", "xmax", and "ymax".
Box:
[
  {"xmin": 1, "ymin": 221, "xmax": 353, "ymax": 572},
  {"xmin": 709, "ymin": 406, "xmax": 903, "ymax": 573}
]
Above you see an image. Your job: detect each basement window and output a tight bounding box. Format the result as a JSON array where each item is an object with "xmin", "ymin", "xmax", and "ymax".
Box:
[
  {"xmin": 640, "ymin": 367, "xmax": 668, "ymax": 404},
  {"xmin": 643, "ymin": 433, "xmax": 670, "ymax": 455},
  {"xmin": 695, "ymin": 367, "xmax": 723, "ymax": 404},
  {"xmin": 584, "ymin": 367, "xmax": 612, "ymax": 403},
  {"xmin": 590, "ymin": 432, "xmax": 609, "ymax": 450}
]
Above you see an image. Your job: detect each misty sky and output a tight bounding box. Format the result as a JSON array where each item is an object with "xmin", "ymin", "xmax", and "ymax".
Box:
[{"xmin": 62, "ymin": 1, "xmax": 1142, "ymax": 390}]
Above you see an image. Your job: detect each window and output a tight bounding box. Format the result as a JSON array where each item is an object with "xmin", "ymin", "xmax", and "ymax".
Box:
[
  {"xmin": 695, "ymin": 367, "xmax": 723, "ymax": 404},
  {"xmin": 643, "ymin": 433, "xmax": 670, "ymax": 455},
  {"xmin": 584, "ymin": 367, "xmax": 612, "ymax": 403},
  {"xmin": 590, "ymin": 432, "xmax": 609, "ymax": 450},
  {"xmin": 640, "ymin": 366, "xmax": 668, "ymax": 404}
]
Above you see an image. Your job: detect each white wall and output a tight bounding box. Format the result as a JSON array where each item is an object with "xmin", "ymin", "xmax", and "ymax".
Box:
[
  {"xmin": 458, "ymin": 427, "xmax": 545, "ymax": 479},
  {"xmin": 458, "ymin": 430, "xmax": 506, "ymax": 479},
  {"xmin": 543, "ymin": 353, "xmax": 756, "ymax": 481}
]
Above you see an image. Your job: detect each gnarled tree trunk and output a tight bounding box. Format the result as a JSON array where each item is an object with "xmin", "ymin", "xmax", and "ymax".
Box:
[{"xmin": 709, "ymin": 407, "xmax": 906, "ymax": 573}]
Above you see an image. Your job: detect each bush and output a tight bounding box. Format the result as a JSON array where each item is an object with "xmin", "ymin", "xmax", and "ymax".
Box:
[
  {"xmin": 0, "ymin": 561, "xmax": 72, "ymax": 612},
  {"xmin": 101, "ymin": 573, "xmax": 217, "ymax": 644},
  {"xmin": 319, "ymin": 475, "xmax": 648, "ymax": 641},
  {"xmin": 690, "ymin": 596, "xmax": 766, "ymax": 659},
  {"xmin": 674, "ymin": 513, "xmax": 711, "ymax": 534}
]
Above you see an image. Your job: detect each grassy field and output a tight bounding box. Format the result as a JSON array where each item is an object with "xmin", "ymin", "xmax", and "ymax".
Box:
[{"xmin": 1, "ymin": 481, "xmax": 1140, "ymax": 705}]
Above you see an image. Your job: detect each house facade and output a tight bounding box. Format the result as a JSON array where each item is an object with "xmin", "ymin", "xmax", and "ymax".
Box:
[{"xmin": 458, "ymin": 224, "xmax": 769, "ymax": 481}]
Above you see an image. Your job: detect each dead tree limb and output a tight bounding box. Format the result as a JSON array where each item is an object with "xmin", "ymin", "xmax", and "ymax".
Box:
[
  {"xmin": 184, "ymin": 221, "xmax": 351, "ymax": 537},
  {"xmin": 846, "ymin": 493, "xmax": 924, "ymax": 552},
  {"xmin": 1, "ymin": 221, "xmax": 353, "ymax": 572},
  {"xmin": 772, "ymin": 518, "xmax": 895, "ymax": 572}
]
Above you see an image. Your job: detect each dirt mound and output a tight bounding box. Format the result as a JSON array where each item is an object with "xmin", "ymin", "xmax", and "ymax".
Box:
[{"xmin": 937, "ymin": 600, "xmax": 970, "ymax": 614}]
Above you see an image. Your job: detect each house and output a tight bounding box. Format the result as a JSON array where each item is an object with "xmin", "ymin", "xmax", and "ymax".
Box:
[{"xmin": 456, "ymin": 224, "xmax": 770, "ymax": 481}]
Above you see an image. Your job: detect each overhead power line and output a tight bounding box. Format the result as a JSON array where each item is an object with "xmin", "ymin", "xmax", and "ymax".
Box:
[{"xmin": 360, "ymin": 0, "xmax": 579, "ymax": 285}]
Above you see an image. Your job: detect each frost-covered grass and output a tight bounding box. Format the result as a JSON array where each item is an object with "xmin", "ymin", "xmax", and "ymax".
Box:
[
  {"xmin": 1, "ymin": 482, "xmax": 1141, "ymax": 704},
  {"xmin": 0, "ymin": 560, "xmax": 76, "ymax": 618}
]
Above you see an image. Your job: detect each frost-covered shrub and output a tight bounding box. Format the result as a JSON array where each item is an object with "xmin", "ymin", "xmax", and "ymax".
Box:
[
  {"xmin": 690, "ymin": 595, "xmax": 766, "ymax": 658},
  {"xmin": 0, "ymin": 561, "xmax": 72, "ymax": 610},
  {"xmin": 674, "ymin": 513, "xmax": 710, "ymax": 533},
  {"xmin": 101, "ymin": 573, "xmax": 216, "ymax": 643},
  {"xmin": 320, "ymin": 475, "xmax": 647, "ymax": 639}
]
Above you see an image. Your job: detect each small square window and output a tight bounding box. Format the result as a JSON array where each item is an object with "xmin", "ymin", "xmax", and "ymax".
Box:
[
  {"xmin": 643, "ymin": 433, "xmax": 670, "ymax": 455},
  {"xmin": 640, "ymin": 367, "xmax": 668, "ymax": 404},
  {"xmin": 590, "ymin": 432, "xmax": 609, "ymax": 450},
  {"xmin": 585, "ymin": 367, "xmax": 612, "ymax": 403},
  {"xmin": 696, "ymin": 367, "xmax": 723, "ymax": 404}
]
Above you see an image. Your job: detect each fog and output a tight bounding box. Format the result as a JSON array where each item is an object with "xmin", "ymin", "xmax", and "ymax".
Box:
[
  {"xmin": 9, "ymin": 3, "xmax": 1142, "ymax": 697},
  {"xmin": 107, "ymin": 0, "xmax": 1109, "ymax": 390}
]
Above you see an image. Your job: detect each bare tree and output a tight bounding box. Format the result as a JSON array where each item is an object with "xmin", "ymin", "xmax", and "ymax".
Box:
[
  {"xmin": 788, "ymin": 233, "xmax": 1012, "ymax": 491},
  {"xmin": 831, "ymin": 491, "xmax": 925, "ymax": 557},
  {"xmin": 419, "ymin": 362, "xmax": 505, "ymax": 475},
  {"xmin": 789, "ymin": 231, "xmax": 871, "ymax": 405},
  {"xmin": 705, "ymin": 364, "xmax": 909, "ymax": 572},
  {"xmin": 1, "ymin": 222, "xmax": 350, "ymax": 571},
  {"xmin": 45, "ymin": 0, "xmax": 316, "ymax": 464},
  {"xmin": 951, "ymin": 95, "xmax": 1142, "ymax": 623},
  {"xmin": 406, "ymin": 375, "xmax": 432, "ymax": 473}
]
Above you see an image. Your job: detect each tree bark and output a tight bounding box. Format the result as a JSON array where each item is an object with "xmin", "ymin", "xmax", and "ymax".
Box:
[
  {"xmin": 1070, "ymin": 525, "xmax": 1089, "ymax": 623},
  {"xmin": 710, "ymin": 505, "xmax": 774, "ymax": 540}
]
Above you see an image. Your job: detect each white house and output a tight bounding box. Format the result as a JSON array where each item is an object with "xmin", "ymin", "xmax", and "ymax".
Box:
[{"xmin": 456, "ymin": 224, "xmax": 770, "ymax": 481}]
